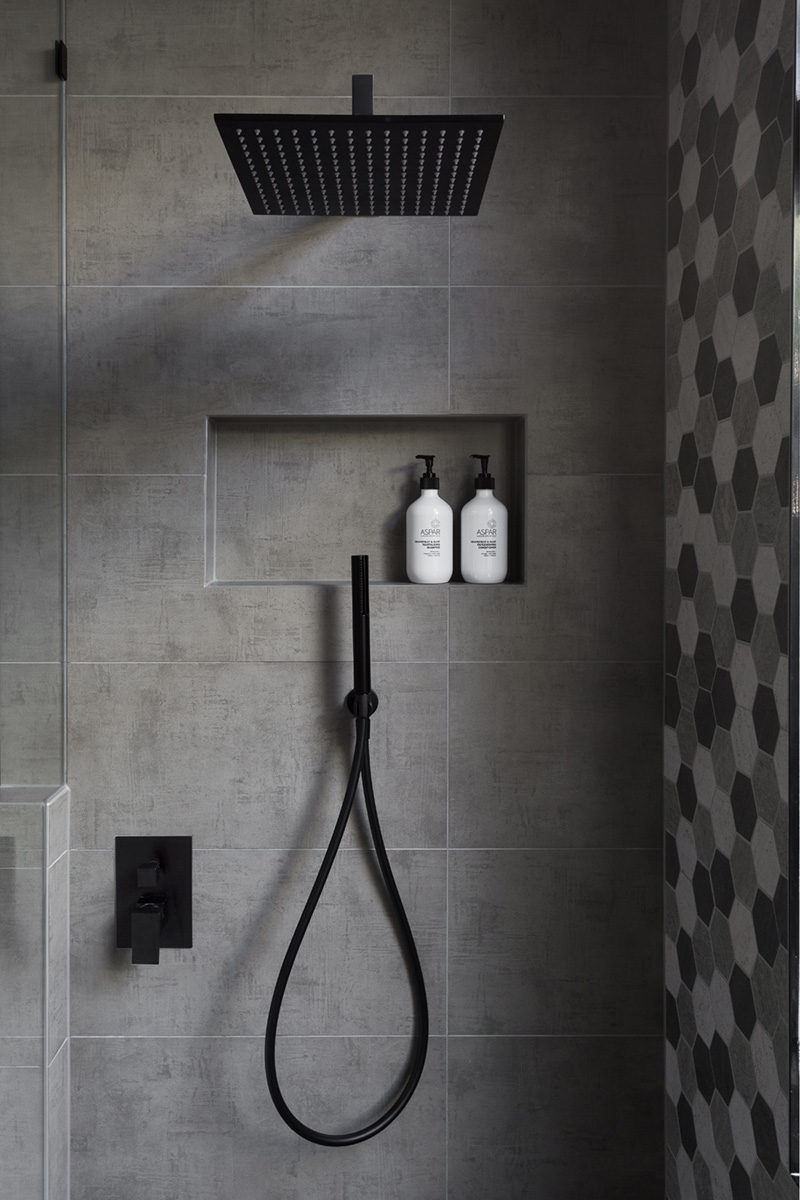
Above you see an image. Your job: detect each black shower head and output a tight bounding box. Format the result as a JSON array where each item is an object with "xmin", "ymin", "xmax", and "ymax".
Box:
[{"xmin": 214, "ymin": 75, "xmax": 503, "ymax": 217}]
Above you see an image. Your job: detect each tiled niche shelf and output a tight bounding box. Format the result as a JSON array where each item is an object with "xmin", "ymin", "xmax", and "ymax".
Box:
[{"xmin": 206, "ymin": 415, "xmax": 525, "ymax": 584}]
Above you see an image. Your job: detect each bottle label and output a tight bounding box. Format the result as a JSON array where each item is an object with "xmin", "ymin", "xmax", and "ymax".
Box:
[
  {"xmin": 470, "ymin": 535, "xmax": 496, "ymax": 557},
  {"xmin": 471, "ymin": 518, "xmax": 497, "ymax": 557},
  {"xmin": 415, "ymin": 531, "xmax": 441, "ymax": 557}
]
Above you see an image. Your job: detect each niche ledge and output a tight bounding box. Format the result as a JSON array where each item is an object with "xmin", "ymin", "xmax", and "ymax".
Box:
[{"xmin": 206, "ymin": 415, "xmax": 525, "ymax": 585}]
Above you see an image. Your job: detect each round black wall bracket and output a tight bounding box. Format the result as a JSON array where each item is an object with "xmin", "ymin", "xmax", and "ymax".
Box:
[{"xmin": 345, "ymin": 690, "xmax": 379, "ymax": 718}]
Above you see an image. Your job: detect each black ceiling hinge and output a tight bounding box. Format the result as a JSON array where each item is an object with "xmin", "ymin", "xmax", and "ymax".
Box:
[{"xmin": 55, "ymin": 40, "xmax": 67, "ymax": 81}]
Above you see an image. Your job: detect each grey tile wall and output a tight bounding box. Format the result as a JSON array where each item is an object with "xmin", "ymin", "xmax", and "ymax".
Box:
[
  {"xmin": 64, "ymin": 0, "xmax": 665, "ymax": 1196},
  {"xmin": 665, "ymin": 0, "xmax": 795, "ymax": 1196},
  {"xmin": 1, "ymin": 1, "xmax": 67, "ymax": 1192}
]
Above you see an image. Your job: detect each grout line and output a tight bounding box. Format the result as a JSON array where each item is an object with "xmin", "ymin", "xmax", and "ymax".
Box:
[
  {"xmin": 69, "ymin": 845, "xmax": 660, "ymax": 853},
  {"xmin": 61, "ymin": 282, "xmax": 663, "ymax": 290},
  {"xmin": 68, "ymin": 1032, "xmax": 659, "ymax": 1040},
  {"xmin": 444, "ymin": 585, "xmax": 451, "ymax": 1198},
  {"xmin": 64, "ymin": 92, "xmax": 663, "ymax": 100},
  {"xmin": 66, "ymin": 659, "xmax": 662, "ymax": 666}
]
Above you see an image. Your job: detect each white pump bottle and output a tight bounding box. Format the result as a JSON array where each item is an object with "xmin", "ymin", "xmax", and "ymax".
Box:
[
  {"xmin": 460, "ymin": 454, "xmax": 508, "ymax": 583},
  {"xmin": 406, "ymin": 454, "xmax": 453, "ymax": 584}
]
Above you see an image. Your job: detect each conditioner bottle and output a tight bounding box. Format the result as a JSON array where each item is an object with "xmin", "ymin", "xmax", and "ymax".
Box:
[{"xmin": 460, "ymin": 454, "xmax": 507, "ymax": 583}]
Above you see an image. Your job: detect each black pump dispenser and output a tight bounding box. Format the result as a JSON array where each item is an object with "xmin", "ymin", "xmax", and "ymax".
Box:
[
  {"xmin": 416, "ymin": 454, "xmax": 439, "ymax": 490},
  {"xmin": 472, "ymin": 454, "xmax": 495, "ymax": 489}
]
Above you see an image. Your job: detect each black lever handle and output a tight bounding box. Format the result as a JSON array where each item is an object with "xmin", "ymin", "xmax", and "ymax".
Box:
[{"xmin": 131, "ymin": 898, "xmax": 166, "ymax": 964}]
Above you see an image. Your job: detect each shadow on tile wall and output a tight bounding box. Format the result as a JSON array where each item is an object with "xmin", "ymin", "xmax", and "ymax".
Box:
[{"xmin": 57, "ymin": 0, "xmax": 666, "ymax": 1195}]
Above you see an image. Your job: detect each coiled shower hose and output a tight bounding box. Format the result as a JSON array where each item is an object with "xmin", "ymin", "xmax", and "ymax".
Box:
[{"xmin": 264, "ymin": 555, "xmax": 429, "ymax": 1146}]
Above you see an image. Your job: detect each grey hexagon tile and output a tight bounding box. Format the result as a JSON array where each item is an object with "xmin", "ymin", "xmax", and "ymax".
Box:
[{"xmin": 751, "ymin": 546, "xmax": 781, "ymax": 613}]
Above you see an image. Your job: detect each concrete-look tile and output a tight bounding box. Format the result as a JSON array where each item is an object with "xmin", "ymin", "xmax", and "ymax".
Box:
[
  {"xmin": 0, "ymin": 0, "xmax": 59, "ymax": 93},
  {"xmin": 0, "ymin": 665, "xmax": 63, "ymax": 786},
  {"xmin": 46, "ymin": 786, "xmax": 69, "ymax": 866},
  {"xmin": 0, "ymin": 1039, "xmax": 41, "ymax": 1067},
  {"xmin": 71, "ymin": 847, "xmax": 444, "ymax": 1035},
  {"xmin": 449, "ymin": 474, "xmax": 662, "ymax": 661},
  {"xmin": 0, "ymin": 287, "xmax": 61, "ymax": 474},
  {"xmin": 68, "ymin": 98, "xmax": 449, "ymax": 286},
  {"xmin": 47, "ymin": 1040, "xmax": 69, "ymax": 1200},
  {"xmin": 0, "ymin": 865, "xmax": 43, "ymax": 1037},
  {"xmin": 452, "ymin": 0, "xmax": 664, "ymax": 97},
  {"xmin": 0, "ymin": 475, "xmax": 61, "ymax": 661},
  {"xmin": 47, "ymin": 851, "xmax": 68, "ymax": 1058},
  {"xmin": 68, "ymin": 475, "xmax": 447, "ymax": 662},
  {"xmin": 0, "ymin": 99, "xmax": 60, "ymax": 285},
  {"xmin": 0, "ymin": 796, "xmax": 44, "ymax": 868},
  {"xmin": 68, "ymin": 661, "xmax": 446, "ymax": 849},
  {"xmin": 448, "ymin": 849, "xmax": 661, "ymax": 1033},
  {"xmin": 449, "ymin": 661, "xmax": 661, "ymax": 847},
  {"xmin": 451, "ymin": 286, "xmax": 664, "ymax": 474},
  {"xmin": 212, "ymin": 416, "xmax": 520, "ymax": 584},
  {"xmin": 68, "ymin": 286, "xmax": 448, "ymax": 473},
  {"xmin": 0, "ymin": 1066, "xmax": 43, "ymax": 1199},
  {"xmin": 447, "ymin": 1036, "xmax": 663, "ymax": 1199},
  {"xmin": 71, "ymin": 1036, "xmax": 445, "ymax": 1200},
  {"xmin": 68, "ymin": 0, "xmax": 449, "ymax": 96},
  {"xmin": 451, "ymin": 98, "xmax": 665, "ymax": 285}
]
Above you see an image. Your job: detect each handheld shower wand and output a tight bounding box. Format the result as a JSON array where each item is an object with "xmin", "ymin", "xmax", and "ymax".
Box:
[{"xmin": 264, "ymin": 556, "xmax": 429, "ymax": 1145}]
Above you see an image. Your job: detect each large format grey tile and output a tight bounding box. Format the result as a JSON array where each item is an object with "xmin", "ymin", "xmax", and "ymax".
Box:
[
  {"xmin": 0, "ymin": 0, "xmax": 59, "ymax": 94},
  {"xmin": 450, "ymin": 98, "xmax": 665, "ymax": 285},
  {"xmin": 0, "ymin": 798, "xmax": 44, "ymax": 868},
  {"xmin": 68, "ymin": 661, "xmax": 446, "ymax": 848},
  {"xmin": 0, "ymin": 866, "xmax": 43, "ymax": 1037},
  {"xmin": 0, "ymin": 1039, "xmax": 41, "ymax": 1067},
  {"xmin": 448, "ymin": 849, "xmax": 661, "ymax": 1033},
  {"xmin": 451, "ymin": 286, "xmax": 664, "ymax": 474},
  {"xmin": 71, "ymin": 1036, "xmax": 445, "ymax": 1200},
  {"xmin": 47, "ymin": 850, "xmax": 68, "ymax": 1058},
  {"xmin": 0, "ymin": 287, "xmax": 61, "ymax": 474},
  {"xmin": 452, "ymin": 0, "xmax": 665, "ymax": 97},
  {"xmin": 449, "ymin": 661, "xmax": 662, "ymax": 847},
  {"xmin": 0, "ymin": 99, "xmax": 60, "ymax": 285},
  {"xmin": 0, "ymin": 1067, "xmax": 43, "ymax": 1200},
  {"xmin": 68, "ymin": 98, "xmax": 449, "ymax": 286},
  {"xmin": 47, "ymin": 1040, "xmax": 69, "ymax": 1200},
  {"xmin": 67, "ymin": 475, "xmax": 447, "ymax": 662},
  {"xmin": 0, "ymin": 664, "xmax": 63, "ymax": 786},
  {"xmin": 0, "ymin": 475, "xmax": 61, "ymax": 661},
  {"xmin": 447, "ymin": 1036, "xmax": 663, "ymax": 1199},
  {"xmin": 449, "ymin": 473, "xmax": 662, "ymax": 661},
  {"xmin": 67, "ymin": 0, "xmax": 449, "ymax": 96},
  {"xmin": 71, "ymin": 848, "xmax": 445, "ymax": 1035},
  {"xmin": 68, "ymin": 286, "xmax": 448, "ymax": 474}
]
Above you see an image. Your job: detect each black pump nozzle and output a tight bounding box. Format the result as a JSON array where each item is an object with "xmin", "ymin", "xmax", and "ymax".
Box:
[
  {"xmin": 415, "ymin": 454, "xmax": 439, "ymax": 490},
  {"xmin": 471, "ymin": 454, "xmax": 494, "ymax": 489}
]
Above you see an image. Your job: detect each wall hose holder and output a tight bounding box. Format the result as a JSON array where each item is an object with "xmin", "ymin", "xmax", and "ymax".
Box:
[{"xmin": 264, "ymin": 555, "xmax": 429, "ymax": 1145}]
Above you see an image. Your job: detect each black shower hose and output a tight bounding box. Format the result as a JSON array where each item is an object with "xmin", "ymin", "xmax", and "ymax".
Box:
[{"xmin": 264, "ymin": 693, "xmax": 429, "ymax": 1146}]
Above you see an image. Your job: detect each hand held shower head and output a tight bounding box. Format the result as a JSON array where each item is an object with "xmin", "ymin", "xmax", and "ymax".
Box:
[{"xmin": 264, "ymin": 555, "xmax": 427, "ymax": 1145}]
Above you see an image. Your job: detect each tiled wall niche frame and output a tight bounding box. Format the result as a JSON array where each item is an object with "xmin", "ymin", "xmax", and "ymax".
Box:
[{"xmin": 205, "ymin": 414, "xmax": 526, "ymax": 585}]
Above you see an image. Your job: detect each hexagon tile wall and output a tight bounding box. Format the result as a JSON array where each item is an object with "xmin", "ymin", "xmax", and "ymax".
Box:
[{"xmin": 665, "ymin": 0, "xmax": 795, "ymax": 1196}]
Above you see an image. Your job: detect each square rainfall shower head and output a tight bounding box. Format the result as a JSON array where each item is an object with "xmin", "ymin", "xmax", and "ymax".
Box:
[{"xmin": 214, "ymin": 111, "xmax": 504, "ymax": 217}]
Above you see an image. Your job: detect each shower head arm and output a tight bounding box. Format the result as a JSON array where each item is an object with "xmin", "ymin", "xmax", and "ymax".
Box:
[{"xmin": 352, "ymin": 74, "xmax": 373, "ymax": 117}]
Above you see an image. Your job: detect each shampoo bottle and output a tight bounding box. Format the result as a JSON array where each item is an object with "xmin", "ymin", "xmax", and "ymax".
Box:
[
  {"xmin": 460, "ymin": 454, "xmax": 508, "ymax": 583},
  {"xmin": 406, "ymin": 455, "xmax": 453, "ymax": 583}
]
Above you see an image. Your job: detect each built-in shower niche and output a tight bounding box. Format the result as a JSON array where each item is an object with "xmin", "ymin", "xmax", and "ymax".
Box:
[{"xmin": 206, "ymin": 415, "xmax": 525, "ymax": 584}]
